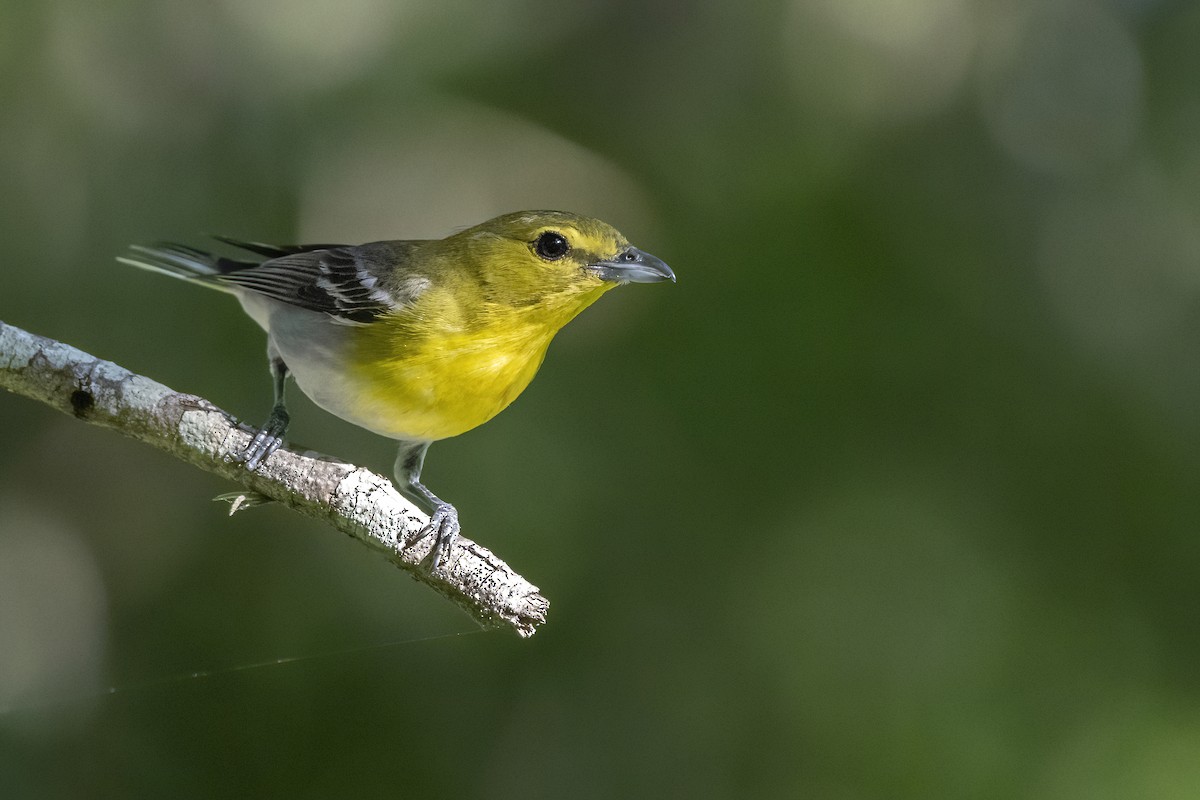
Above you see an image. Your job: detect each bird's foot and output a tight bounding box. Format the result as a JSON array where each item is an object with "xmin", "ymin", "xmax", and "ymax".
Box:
[
  {"xmin": 242, "ymin": 406, "xmax": 289, "ymax": 470},
  {"xmin": 417, "ymin": 502, "xmax": 461, "ymax": 572}
]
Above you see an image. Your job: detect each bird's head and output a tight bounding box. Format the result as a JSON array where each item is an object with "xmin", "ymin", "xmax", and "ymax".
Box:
[{"xmin": 454, "ymin": 211, "xmax": 674, "ymax": 310}]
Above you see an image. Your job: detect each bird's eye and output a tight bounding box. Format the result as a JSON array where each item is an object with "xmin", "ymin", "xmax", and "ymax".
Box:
[{"xmin": 534, "ymin": 231, "xmax": 571, "ymax": 261}]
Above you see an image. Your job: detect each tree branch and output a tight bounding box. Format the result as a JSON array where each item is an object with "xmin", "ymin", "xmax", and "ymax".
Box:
[{"xmin": 0, "ymin": 319, "xmax": 547, "ymax": 637}]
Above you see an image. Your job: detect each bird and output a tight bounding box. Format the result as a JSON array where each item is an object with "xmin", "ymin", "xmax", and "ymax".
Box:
[{"xmin": 119, "ymin": 210, "xmax": 674, "ymax": 570}]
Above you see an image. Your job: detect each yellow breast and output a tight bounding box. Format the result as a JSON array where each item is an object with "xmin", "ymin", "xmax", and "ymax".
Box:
[
  {"xmin": 343, "ymin": 271, "xmax": 614, "ymax": 441},
  {"xmin": 346, "ymin": 283, "xmax": 608, "ymax": 441},
  {"xmin": 352, "ymin": 326, "xmax": 551, "ymax": 440}
]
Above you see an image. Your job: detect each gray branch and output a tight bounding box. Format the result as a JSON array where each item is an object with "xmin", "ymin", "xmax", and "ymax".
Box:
[{"xmin": 0, "ymin": 320, "xmax": 547, "ymax": 637}]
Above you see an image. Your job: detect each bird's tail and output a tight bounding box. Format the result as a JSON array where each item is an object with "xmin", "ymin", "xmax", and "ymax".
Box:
[{"xmin": 117, "ymin": 243, "xmax": 247, "ymax": 293}]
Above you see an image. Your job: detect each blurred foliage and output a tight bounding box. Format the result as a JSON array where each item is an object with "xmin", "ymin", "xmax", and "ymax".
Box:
[{"xmin": 3, "ymin": 0, "xmax": 1200, "ymax": 797}]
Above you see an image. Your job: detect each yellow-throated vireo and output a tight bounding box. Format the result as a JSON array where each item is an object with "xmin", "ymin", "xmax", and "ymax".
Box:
[{"xmin": 119, "ymin": 211, "xmax": 674, "ymax": 570}]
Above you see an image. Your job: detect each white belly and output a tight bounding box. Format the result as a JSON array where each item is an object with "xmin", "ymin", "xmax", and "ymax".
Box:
[{"xmin": 238, "ymin": 294, "xmax": 410, "ymax": 440}]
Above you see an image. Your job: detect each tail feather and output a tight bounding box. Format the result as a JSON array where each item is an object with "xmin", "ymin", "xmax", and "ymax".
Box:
[
  {"xmin": 209, "ymin": 236, "xmax": 289, "ymax": 260},
  {"xmin": 211, "ymin": 235, "xmax": 349, "ymax": 259},
  {"xmin": 117, "ymin": 242, "xmax": 256, "ymax": 292},
  {"xmin": 119, "ymin": 236, "xmax": 353, "ymax": 291}
]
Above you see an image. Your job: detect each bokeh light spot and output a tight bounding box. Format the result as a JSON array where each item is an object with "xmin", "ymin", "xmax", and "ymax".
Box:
[
  {"xmin": 979, "ymin": 0, "xmax": 1142, "ymax": 174},
  {"xmin": 0, "ymin": 503, "xmax": 107, "ymax": 728}
]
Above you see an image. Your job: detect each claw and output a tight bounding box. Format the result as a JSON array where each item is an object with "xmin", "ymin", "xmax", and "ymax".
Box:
[
  {"xmin": 393, "ymin": 442, "xmax": 460, "ymax": 572},
  {"xmin": 418, "ymin": 502, "xmax": 461, "ymax": 572},
  {"xmin": 242, "ymin": 407, "xmax": 289, "ymax": 470}
]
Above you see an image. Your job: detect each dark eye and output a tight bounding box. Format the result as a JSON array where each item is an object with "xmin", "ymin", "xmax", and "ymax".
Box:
[{"xmin": 534, "ymin": 231, "xmax": 571, "ymax": 261}]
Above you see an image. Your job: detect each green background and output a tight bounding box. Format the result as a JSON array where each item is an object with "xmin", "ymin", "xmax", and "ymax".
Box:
[{"xmin": 4, "ymin": 0, "xmax": 1200, "ymax": 797}]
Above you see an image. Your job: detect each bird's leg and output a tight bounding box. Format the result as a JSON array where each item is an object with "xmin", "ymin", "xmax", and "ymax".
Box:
[
  {"xmin": 395, "ymin": 441, "xmax": 460, "ymax": 571},
  {"xmin": 243, "ymin": 347, "xmax": 290, "ymax": 470}
]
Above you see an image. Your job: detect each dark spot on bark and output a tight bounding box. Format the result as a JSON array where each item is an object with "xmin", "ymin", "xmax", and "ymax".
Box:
[{"xmin": 70, "ymin": 389, "xmax": 94, "ymax": 417}]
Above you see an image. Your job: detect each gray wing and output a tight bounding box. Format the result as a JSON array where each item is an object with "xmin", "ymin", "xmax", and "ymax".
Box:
[{"xmin": 216, "ymin": 242, "xmax": 423, "ymax": 325}]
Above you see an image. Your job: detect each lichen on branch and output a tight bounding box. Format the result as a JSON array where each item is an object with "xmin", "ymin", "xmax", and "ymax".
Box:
[{"xmin": 0, "ymin": 319, "xmax": 547, "ymax": 637}]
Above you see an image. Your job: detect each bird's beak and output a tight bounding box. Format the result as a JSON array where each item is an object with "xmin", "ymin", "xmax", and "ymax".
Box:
[{"xmin": 588, "ymin": 247, "xmax": 676, "ymax": 284}]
